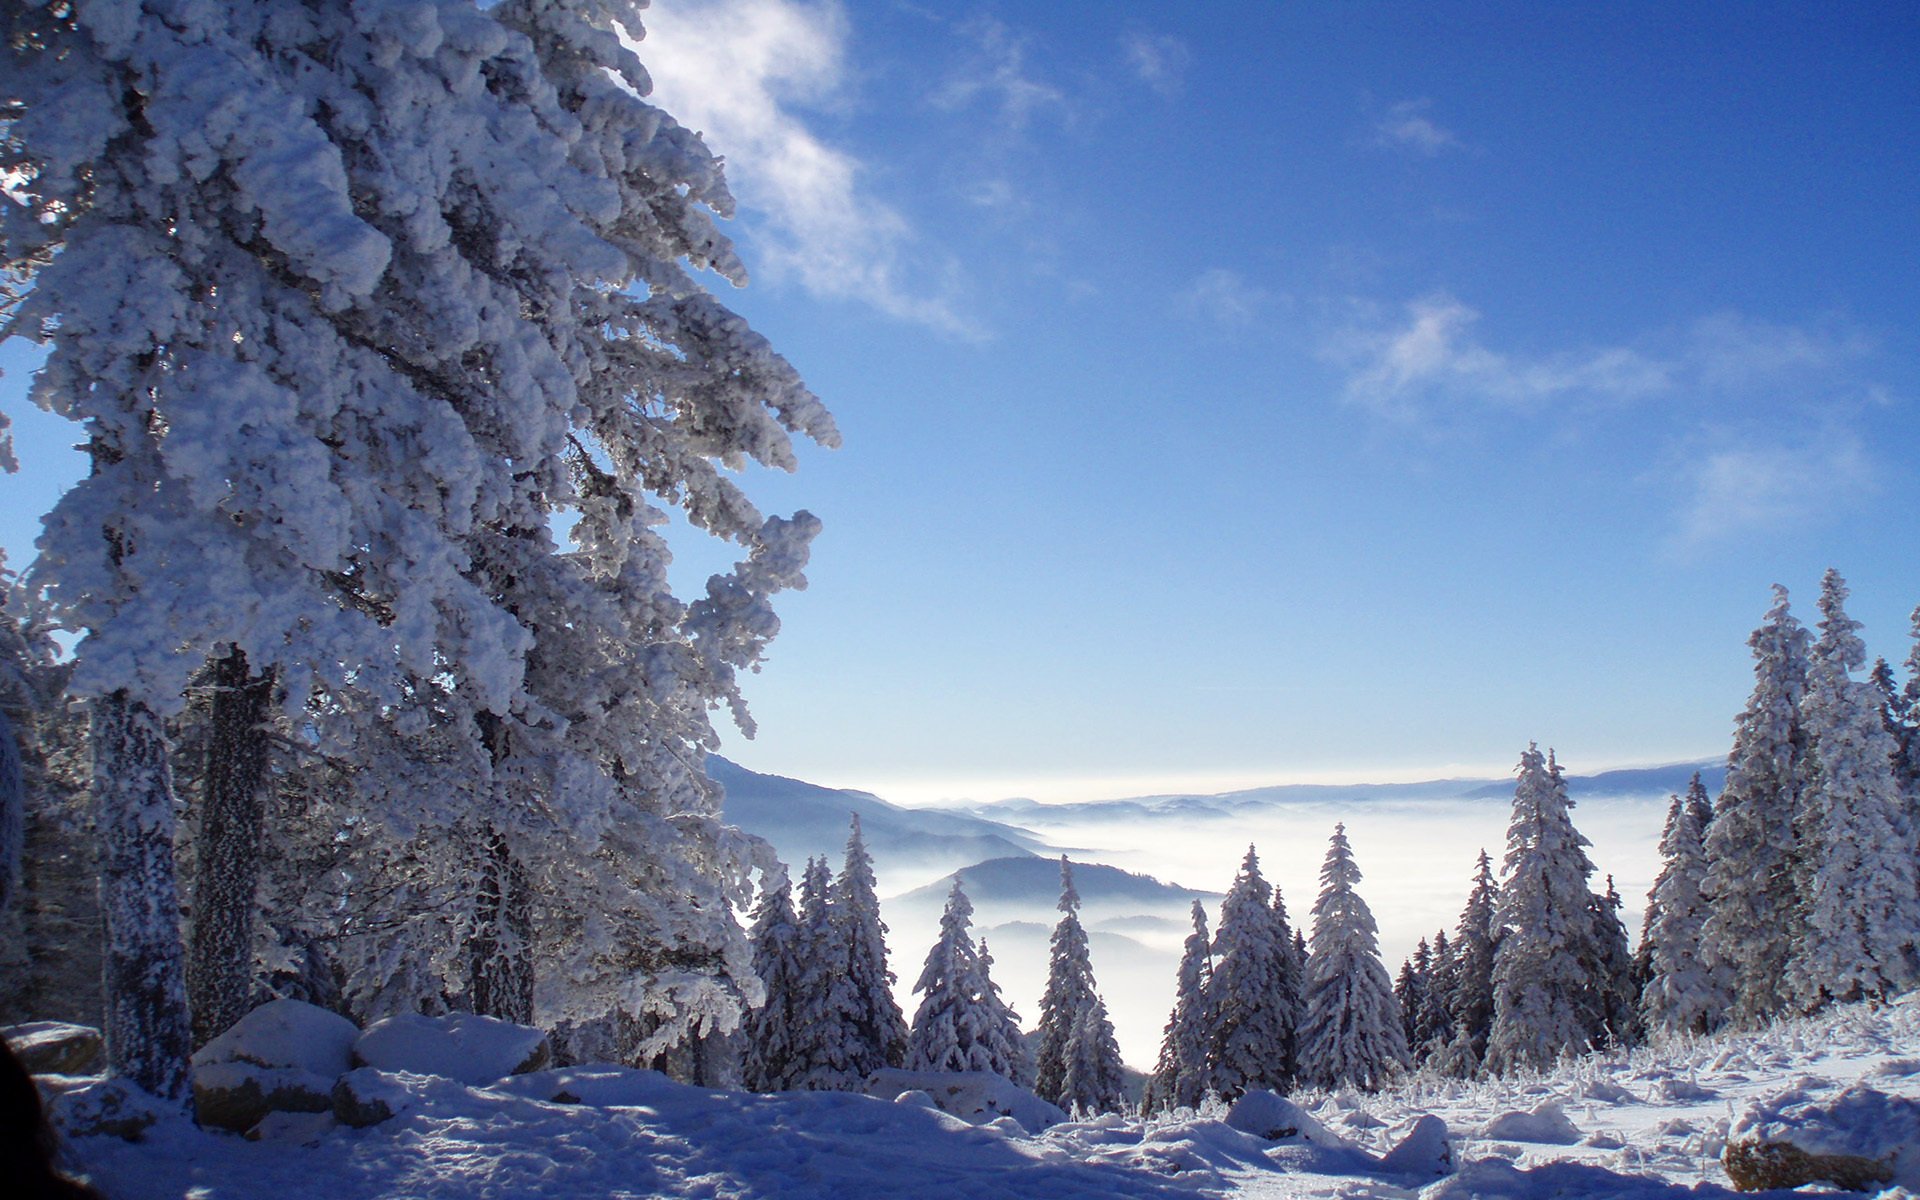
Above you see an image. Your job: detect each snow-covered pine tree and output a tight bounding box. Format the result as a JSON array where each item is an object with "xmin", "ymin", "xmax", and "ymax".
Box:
[
  {"xmin": 907, "ymin": 879, "xmax": 990, "ymax": 1074},
  {"xmin": 1394, "ymin": 942, "xmax": 1431, "ymax": 1057},
  {"xmin": 1702, "ymin": 585, "xmax": 1811, "ymax": 1026},
  {"xmin": 1421, "ymin": 929, "xmax": 1456, "ymax": 1055},
  {"xmin": 1298, "ymin": 825, "xmax": 1409, "ymax": 1091},
  {"xmin": 1683, "ymin": 772, "xmax": 1716, "ymax": 843},
  {"xmin": 5, "ymin": 0, "xmax": 836, "ymax": 1093},
  {"xmin": 1060, "ymin": 995, "xmax": 1128, "ymax": 1116},
  {"xmin": 971, "ymin": 938, "xmax": 1031, "ymax": 1085},
  {"xmin": 1205, "ymin": 845, "xmax": 1300, "ymax": 1099},
  {"xmin": 1446, "ymin": 849, "xmax": 1500, "ymax": 1071},
  {"xmin": 1641, "ymin": 796, "xmax": 1725, "ymax": 1034},
  {"xmin": 1486, "ymin": 745, "xmax": 1600, "ymax": 1074},
  {"xmin": 788, "ymin": 857, "xmax": 865, "ymax": 1090},
  {"xmin": 1785, "ymin": 569, "xmax": 1920, "ymax": 1009},
  {"xmin": 742, "ymin": 866, "xmax": 805, "ymax": 1092},
  {"xmin": 1147, "ymin": 899, "xmax": 1213, "ymax": 1113},
  {"xmin": 1589, "ymin": 875, "xmax": 1640, "ymax": 1047},
  {"xmin": 835, "ymin": 815, "xmax": 908, "ymax": 1075},
  {"xmin": 1034, "ymin": 857, "xmax": 1101, "ymax": 1106}
]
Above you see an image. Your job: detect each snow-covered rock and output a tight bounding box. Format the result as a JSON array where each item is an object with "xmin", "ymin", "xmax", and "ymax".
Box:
[
  {"xmin": 4, "ymin": 1020, "xmax": 104, "ymax": 1075},
  {"xmin": 1378, "ymin": 1113, "xmax": 1453, "ymax": 1177},
  {"xmin": 864, "ymin": 1068, "xmax": 1066, "ymax": 1133},
  {"xmin": 1725, "ymin": 1083, "xmax": 1920, "ymax": 1191},
  {"xmin": 331, "ymin": 1068, "xmax": 415, "ymax": 1128},
  {"xmin": 1480, "ymin": 1100, "xmax": 1582, "ymax": 1145},
  {"xmin": 1224, "ymin": 1089, "xmax": 1350, "ymax": 1146},
  {"xmin": 245, "ymin": 1110, "xmax": 336, "ymax": 1146},
  {"xmin": 49, "ymin": 1077, "xmax": 168, "ymax": 1142},
  {"xmin": 352, "ymin": 1013, "xmax": 549, "ymax": 1086},
  {"xmin": 193, "ymin": 1061, "xmax": 337, "ymax": 1133},
  {"xmin": 192, "ymin": 1000, "xmax": 359, "ymax": 1078}
]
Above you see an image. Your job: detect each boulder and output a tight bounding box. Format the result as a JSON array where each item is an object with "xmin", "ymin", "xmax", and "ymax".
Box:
[
  {"xmin": 1480, "ymin": 1100, "xmax": 1582, "ymax": 1145},
  {"xmin": 1379, "ymin": 1114, "xmax": 1453, "ymax": 1177},
  {"xmin": 1224, "ymin": 1090, "xmax": 1349, "ymax": 1147},
  {"xmin": 1725, "ymin": 1083, "xmax": 1920, "ymax": 1192},
  {"xmin": 353, "ymin": 1012, "xmax": 550, "ymax": 1086},
  {"xmin": 48, "ymin": 1078, "xmax": 168, "ymax": 1143},
  {"xmin": 192, "ymin": 1061, "xmax": 335, "ymax": 1133},
  {"xmin": 244, "ymin": 1110, "xmax": 336, "ymax": 1146},
  {"xmin": 192, "ymin": 999, "xmax": 359, "ymax": 1077},
  {"xmin": 864, "ymin": 1069, "xmax": 1066, "ymax": 1134},
  {"xmin": 3, "ymin": 1021, "xmax": 104, "ymax": 1075},
  {"xmin": 332, "ymin": 1067, "xmax": 415, "ymax": 1128}
]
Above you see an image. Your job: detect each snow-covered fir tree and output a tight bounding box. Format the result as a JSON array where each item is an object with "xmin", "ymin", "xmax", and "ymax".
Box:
[
  {"xmin": 835, "ymin": 815, "xmax": 909, "ymax": 1075},
  {"xmin": 4, "ymin": 0, "xmax": 836, "ymax": 1094},
  {"xmin": 1060, "ymin": 995, "xmax": 1128, "ymax": 1116},
  {"xmin": 972, "ymin": 939, "xmax": 1032, "ymax": 1086},
  {"xmin": 1683, "ymin": 772, "xmax": 1716, "ymax": 843},
  {"xmin": 1702, "ymin": 585, "xmax": 1811, "ymax": 1026},
  {"xmin": 1298, "ymin": 825, "xmax": 1409, "ymax": 1091},
  {"xmin": 1034, "ymin": 857, "xmax": 1101, "ymax": 1106},
  {"xmin": 1589, "ymin": 875, "xmax": 1641, "ymax": 1047},
  {"xmin": 1205, "ymin": 845, "xmax": 1301, "ymax": 1099},
  {"xmin": 1146, "ymin": 899, "xmax": 1213, "ymax": 1113},
  {"xmin": 1641, "ymin": 796, "xmax": 1725, "ymax": 1034},
  {"xmin": 1444, "ymin": 849, "xmax": 1501, "ymax": 1073},
  {"xmin": 1394, "ymin": 942, "xmax": 1431, "ymax": 1057},
  {"xmin": 1487, "ymin": 746, "xmax": 1600, "ymax": 1074},
  {"xmin": 742, "ymin": 867, "xmax": 805, "ymax": 1092},
  {"xmin": 907, "ymin": 879, "xmax": 1026, "ymax": 1079},
  {"xmin": 1785, "ymin": 569, "xmax": 1920, "ymax": 1009},
  {"xmin": 788, "ymin": 858, "xmax": 866, "ymax": 1090}
]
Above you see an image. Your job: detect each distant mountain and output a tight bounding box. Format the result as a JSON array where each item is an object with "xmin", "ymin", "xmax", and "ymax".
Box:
[
  {"xmin": 1459, "ymin": 761, "xmax": 1727, "ymax": 802},
  {"xmin": 708, "ymin": 757, "xmax": 1051, "ymax": 886},
  {"xmin": 896, "ymin": 856, "xmax": 1218, "ymax": 914}
]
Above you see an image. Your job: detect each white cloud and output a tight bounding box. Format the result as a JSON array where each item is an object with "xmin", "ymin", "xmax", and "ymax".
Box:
[
  {"xmin": 1338, "ymin": 295, "xmax": 1669, "ymax": 416},
  {"xmin": 1671, "ymin": 436, "xmax": 1876, "ymax": 551},
  {"xmin": 1122, "ymin": 32, "xmax": 1192, "ymax": 99},
  {"xmin": 1178, "ymin": 268, "xmax": 1274, "ymax": 327},
  {"xmin": 930, "ymin": 15, "xmax": 1068, "ymax": 129},
  {"xmin": 1688, "ymin": 311, "xmax": 1875, "ymax": 389},
  {"xmin": 634, "ymin": 0, "xmax": 975, "ymax": 336},
  {"xmin": 1373, "ymin": 99, "xmax": 1462, "ymax": 158}
]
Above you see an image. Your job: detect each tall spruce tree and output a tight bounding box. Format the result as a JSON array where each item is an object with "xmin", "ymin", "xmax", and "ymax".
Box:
[
  {"xmin": 1641, "ymin": 797, "xmax": 1725, "ymax": 1034},
  {"xmin": 1146, "ymin": 899, "xmax": 1213, "ymax": 1113},
  {"xmin": 1447, "ymin": 849, "xmax": 1501, "ymax": 1071},
  {"xmin": 1298, "ymin": 825, "xmax": 1408, "ymax": 1091},
  {"xmin": 1061, "ymin": 996, "xmax": 1128, "ymax": 1116},
  {"xmin": 1205, "ymin": 845, "xmax": 1300, "ymax": 1099},
  {"xmin": 1487, "ymin": 746, "xmax": 1599, "ymax": 1074},
  {"xmin": 1702, "ymin": 585, "xmax": 1811, "ymax": 1026},
  {"xmin": 1785, "ymin": 569, "xmax": 1920, "ymax": 1009},
  {"xmin": 742, "ymin": 867, "xmax": 805, "ymax": 1092},
  {"xmin": 789, "ymin": 858, "xmax": 865, "ymax": 1090},
  {"xmin": 835, "ymin": 815, "xmax": 908, "ymax": 1076},
  {"xmin": 906, "ymin": 879, "xmax": 1022, "ymax": 1077},
  {"xmin": 1034, "ymin": 857, "xmax": 1101, "ymax": 1106}
]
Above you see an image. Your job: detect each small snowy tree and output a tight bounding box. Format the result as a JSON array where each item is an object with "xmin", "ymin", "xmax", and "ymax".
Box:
[
  {"xmin": 1486, "ymin": 746, "xmax": 1599, "ymax": 1074},
  {"xmin": 1298, "ymin": 825, "xmax": 1408, "ymax": 1091},
  {"xmin": 972, "ymin": 939, "xmax": 1031, "ymax": 1086},
  {"xmin": 835, "ymin": 815, "xmax": 908, "ymax": 1075},
  {"xmin": 1589, "ymin": 875, "xmax": 1640, "ymax": 1046},
  {"xmin": 1060, "ymin": 995, "xmax": 1128, "ymax": 1116},
  {"xmin": 788, "ymin": 858, "xmax": 866, "ymax": 1090},
  {"xmin": 907, "ymin": 878, "xmax": 1023, "ymax": 1077},
  {"xmin": 1205, "ymin": 845, "xmax": 1300, "ymax": 1098},
  {"xmin": 1702, "ymin": 585, "xmax": 1811, "ymax": 1026},
  {"xmin": 742, "ymin": 867, "xmax": 805, "ymax": 1092},
  {"xmin": 1785, "ymin": 569, "xmax": 1920, "ymax": 1009},
  {"xmin": 1146, "ymin": 899, "xmax": 1212, "ymax": 1112},
  {"xmin": 1034, "ymin": 857, "xmax": 1101, "ymax": 1106},
  {"xmin": 1445, "ymin": 849, "xmax": 1500, "ymax": 1071},
  {"xmin": 1641, "ymin": 797, "xmax": 1726, "ymax": 1034}
]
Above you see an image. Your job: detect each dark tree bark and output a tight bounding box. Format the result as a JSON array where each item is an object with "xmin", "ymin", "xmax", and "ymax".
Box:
[
  {"xmin": 90, "ymin": 690, "xmax": 192, "ymax": 1101},
  {"xmin": 0, "ymin": 708, "xmax": 22, "ymax": 914},
  {"xmin": 468, "ymin": 824, "xmax": 533, "ymax": 1024},
  {"xmin": 187, "ymin": 647, "xmax": 275, "ymax": 1046}
]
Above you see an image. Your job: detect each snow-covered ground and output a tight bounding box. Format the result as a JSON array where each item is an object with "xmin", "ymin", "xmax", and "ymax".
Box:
[{"xmin": 57, "ymin": 994, "xmax": 1920, "ymax": 1199}]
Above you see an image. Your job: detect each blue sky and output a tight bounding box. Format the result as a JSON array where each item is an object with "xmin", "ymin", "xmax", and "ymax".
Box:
[{"xmin": 4, "ymin": 2, "xmax": 1918, "ymax": 805}]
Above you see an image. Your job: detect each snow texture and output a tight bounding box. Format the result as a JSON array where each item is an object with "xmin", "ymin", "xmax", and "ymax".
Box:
[
  {"xmin": 352, "ymin": 1012, "xmax": 549, "ymax": 1086},
  {"xmin": 192, "ymin": 999, "xmax": 359, "ymax": 1079}
]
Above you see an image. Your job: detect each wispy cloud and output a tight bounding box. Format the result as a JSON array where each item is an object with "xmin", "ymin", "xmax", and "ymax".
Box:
[
  {"xmin": 1337, "ymin": 294, "xmax": 1669, "ymax": 416},
  {"xmin": 1178, "ymin": 268, "xmax": 1276, "ymax": 327},
  {"xmin": 931, "ymin": 15, "xmax": 1068, "ymax": 129},
  {"xmin": 1671, "ymin": 435, "xmax": 1877, "ymax": 552},
  {"xmin": 1373, "ymin": 99, "xmax": 1462, "ymax": 158},
  {"xmin": 634, "ymin": 0, "xmax": 976, "ymax": 336},
  {"xmin": 1122, "ymin": 32, "xmax": 1192, "ymax": 99}
]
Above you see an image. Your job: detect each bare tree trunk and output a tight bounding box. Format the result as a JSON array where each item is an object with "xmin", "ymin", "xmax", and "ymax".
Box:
[
  {"xmin": 187, "ymin": 647, "xmax": 275, "ymax": 1046},
  {"xmin": 91, "ymin": 690, "xmax": 192, "ymax": 1101},
  {"xmin": 0, "ymin": 708, "xmax": 22, "ymax": 913}
]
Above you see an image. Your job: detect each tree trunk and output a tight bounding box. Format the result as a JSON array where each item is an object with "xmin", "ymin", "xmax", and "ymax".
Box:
[
  {"xmin": 91, "ymin": 689, "xmax": 193, "ymax": 1101},
  {"xmin": 188, "ymin": 647, "xmax": 275, "ymax": 1046},
  {"xmin": 0, "ymin": 707, "xmax": 22, "ymax": 913},
  {"xmin": 468, "ymin": 824, "xmax": 533, "ymax": 1024}
]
